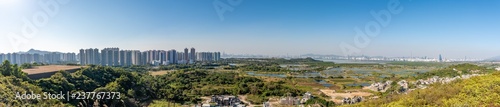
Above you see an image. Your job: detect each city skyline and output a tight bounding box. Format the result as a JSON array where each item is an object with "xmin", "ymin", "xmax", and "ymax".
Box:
[
  {"xmin": 0, "ymin": 47, "xmax": 485, "ymax": 61},
  {"xmin": 0, "ymin": 47, "xmax": 222, "ymax": 65},
  {"xmin": 1, "ymin": 0, "xmax": 499, "ymax": 59}
]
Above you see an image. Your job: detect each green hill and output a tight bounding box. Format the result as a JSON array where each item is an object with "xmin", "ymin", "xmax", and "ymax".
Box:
[{"xmin": 343, "ymin": 71, "xmax": 500, "ymax": 107}]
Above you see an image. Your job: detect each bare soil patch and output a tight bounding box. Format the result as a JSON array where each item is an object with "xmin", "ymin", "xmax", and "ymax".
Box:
[
  {"xmin": 22, "ymin": 65, "xmax": 83, "ymax": 75},
  {"xmin": 319, "ymin": 89, "xmax": 373, "ymax": 104}
]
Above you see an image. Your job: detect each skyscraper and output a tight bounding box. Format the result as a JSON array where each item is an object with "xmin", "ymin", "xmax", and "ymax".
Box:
[
  {"xmin": 132, "ymin": 50, "xmax": 141, "ymax": 65},
  {"xmin": 196, "ymin": 52, "xmax": 221, "ymax": 62},
  {"xmin": 439, "ymin": 54, "xmax": 443, "ymax": 62},
  {"xmin": 93, "ymin": 48, "xmax": 100, "ymax": 64},
  {"xmin": 33, "ymin": 54, "xmax": 41, "ymax": 63},
  {"xmin": 79, "ymin": 48, "xmax": 100, "ymax": 65},
  {"xmin": 168, "ymin": 49, "xmax": 177, "ymax": 64},
  {"xmin": 160, "ymin": 50, "xmax": 167, "ymax": 65},
  {"xmin": 215, "ymin": 52, "xmax": 221, "ymax": 61},
  {"xmin": 190, "ymin": 47, "xmax": 196, "ymax": 63},
  {"xmin": 20, "ymin": 54, "xmax": 26, "ymax": 64},
  {"xmin": 78, "ymin": 49, "xmax": 87, "ymax": 65},
  {"xmin": 0, "ymin": 53, "xmax": 5, "ymax": 62},
  {"xmin": 144, "ymin": 50, "xmax": 163, "ymax": 65},
  {"xmin": 141, "ymin": 51, "xmax": 147, "ymax": 65},
  {"xmin": 100, "ymin": 50, "xmax": 107, "ymax": 66},
  {"xmin": 120, "ymin": 50, "xmax": 126, "ymax": 66},
  {"xmin": 85, "ymin": 49, "xmax": 91, "ymax": 64},
  {"xmin": 6, "ymin": 53, "xmax": 12, "ymax": 63},
  {"xmin": 101, "ymin": 48, "xmax": 119, "ymax": 66},
  {"xmin": 12, "ymin": 53, "xmax": 19, "ymax": 65},
  {"xmin": 117, "ymin": 50, "xmax": 135, "ymax": 66},
  {"xmin": 113, "ymin": 48, "xmax": 119, "ymax": 66},
  {"xmin": 184, "ymin": 48, "xmax": 189, "ymax": 63}
]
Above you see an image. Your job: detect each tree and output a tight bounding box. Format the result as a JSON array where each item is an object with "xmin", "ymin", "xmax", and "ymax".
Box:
[
  {"xmin": 21, "ymin": 63, "xmax": 33, "ymax": 69},
  {"xmin": 0, "ymin": 60, "xmax": 29, "ymax": 80},
  {"xmin": 37, "ymin": 71, "xmax": 76, "ymax": 94},
  {"xmin": 1, "ymin": 60, "xmax": 13, "ymax": 76}
]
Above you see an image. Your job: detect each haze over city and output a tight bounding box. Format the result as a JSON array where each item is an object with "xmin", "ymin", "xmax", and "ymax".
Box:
[{"xmin": 1, "ymin": 0, "xmax": 499, "ymax": 59}]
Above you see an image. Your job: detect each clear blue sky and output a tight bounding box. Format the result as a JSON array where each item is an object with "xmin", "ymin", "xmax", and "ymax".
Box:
[{"xmin": 0, "ymin": 0, "xmax": 499, "ymax": 59}]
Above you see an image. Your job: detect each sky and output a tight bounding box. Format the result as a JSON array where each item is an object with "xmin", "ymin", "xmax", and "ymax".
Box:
[{"xmin": 0, "ymin": 0, "xmax": 499, "ymax": 59}]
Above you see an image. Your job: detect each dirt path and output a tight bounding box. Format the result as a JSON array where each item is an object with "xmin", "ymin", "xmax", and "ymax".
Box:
[
  {"xmin": 200, "ymin": 97, "xmax": 211, "ymax": 104},
  {"xmin": 238, "ymin": 95, "xmax": 259, "ymax": 107}
]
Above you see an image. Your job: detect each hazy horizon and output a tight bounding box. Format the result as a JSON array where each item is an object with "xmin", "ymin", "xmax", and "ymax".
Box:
[{"xmin": 1, "ymin": 0, "xmax": 499, "ymax": 59}]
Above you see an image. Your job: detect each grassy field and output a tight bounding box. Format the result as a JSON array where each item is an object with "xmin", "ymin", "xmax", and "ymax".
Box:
[{"xmin": 149, "ymin": 70, "xmax": 175, "ymax": 76}]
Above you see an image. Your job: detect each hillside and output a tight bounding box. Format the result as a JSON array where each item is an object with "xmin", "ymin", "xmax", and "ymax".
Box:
[{"xmin": 343, "ymin": 71, "xmax": 500, "ymax": 107}]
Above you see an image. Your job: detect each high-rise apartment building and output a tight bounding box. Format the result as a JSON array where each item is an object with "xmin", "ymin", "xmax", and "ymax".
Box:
[
  {"xmin": 119, "ymin": 50, "xmax": 126, "ymax": 66},
  {"xmin": 1, "ymin": 47, "xmax": 218, "ymax": 66},
  {"xmin": 12, "ymin": 53, "xmax": 19, "ymax": 65},
  {"xmin": 118, "ymin": 50, "xmax": 136, "ymax": 66},
  {"xmin": 439, "ymin": 54, "xmax": 443, "ymax": 62},
  {"xmin": 61, "ymin": 53, "xmax": 77, "ymax": 62},
  {"xmin": 101, "ymin": 48, "xmax": 119, "ymax": 66},
  {"xmin": 79, "ymin": 48, "xmax": 100, "ymax": 65},
  {"xmin": 6, "ymin": 53, "xmax": 12, "ymax": 64},
  {"xmin": 167, "ymin": 49, "xmax": 177, "ymax": 64},
  {"xmin": 1, "ymin": 52, "xmax": 76, "ymax": 65},
  {"xmin": 159, "ymin": 50, "xmax": 167, "ymax": 65},
  {"xmin": 196, "ymin": 52, "xmax": 221, "ymax": 62},
  {"xmin": 79, "ymin": 49, "xmax": 85, "ymax": 65},
  {"xmin": 0, "ymin": 53, "xmax": 5, "ymax": 62},
  {"xmin": 126, "ymin": 51, "xmax": 133, "ymax": 66},
  {"xmin": 141, "ymin": 51, "xmax": 148, "ymax": 65},
  {"xmin": 33, "ymin": 54, "xmax": 42, "ymax": 63},
  {"xmin": 93, "ymin": 48, "xmax": 100, "ymax": 64},
  {"xmin": 131, "ymin": 50, "xmax": 141, "ymax": 65},
  {"xmin": 190, "ymin": 48, "xmax": 196, "ymax": 63},
  {"xmin": 184, "ymin": 48, "xmax": 189, "ymax": 63},
  {"xmin": 214, "ymin": 52, "xmax": 221, "ymax": 61},
  {"xmin": 144, "ymin": 50, "xmax": 162, "ymax": 64}
]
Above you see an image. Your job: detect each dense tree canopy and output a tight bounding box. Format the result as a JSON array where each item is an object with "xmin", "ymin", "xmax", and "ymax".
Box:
[{"xmin": 1, "ymin": 60, "xmax": 305, "ymax": 106}]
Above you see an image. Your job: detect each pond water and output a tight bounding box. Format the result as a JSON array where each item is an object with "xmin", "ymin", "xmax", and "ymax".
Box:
[
  {"xmin": 246, "ymin": 71, "xmax": 325, "ymax": 78},
  {"xmin": 294, "ymin": 72, "xmax": 323, "ymax": 78},
  {"xmin": 321, "ymin": 67, "xmax": 431, "ymax": 78},
  {"xmin": 246, "ymin": 72, "xmax": 333, "ymax": 87}
]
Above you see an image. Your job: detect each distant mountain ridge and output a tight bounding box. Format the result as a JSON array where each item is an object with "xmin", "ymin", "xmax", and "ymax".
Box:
[{"xmin": 18, "ymin": 49, "xmax": 64, "ymax": 55}]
